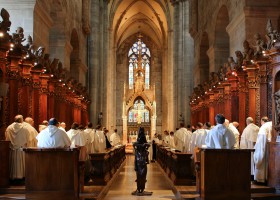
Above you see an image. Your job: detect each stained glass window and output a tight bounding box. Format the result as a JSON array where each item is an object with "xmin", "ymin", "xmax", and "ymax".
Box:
[
  {"xmin": 128, "ymin": 99, "xmax": 150, "ymax": 123},
  {"xmin": 128, "ymin": 39, "xmax": 150, "ymax": 89}
]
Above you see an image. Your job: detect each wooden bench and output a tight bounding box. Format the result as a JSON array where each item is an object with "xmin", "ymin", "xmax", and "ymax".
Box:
[
  {"xmin": 89, "ymin": 145, "xmax": 126, "ymax": 185},
  {"xmin": 23, "ymin": 148, "xmax": 79, "ymax": 199}
]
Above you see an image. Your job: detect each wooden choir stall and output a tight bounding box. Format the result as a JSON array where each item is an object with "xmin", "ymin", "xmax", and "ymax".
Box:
[
  {"xmin": 0, "ymin": 7, "xmax": 90, "ymax": 141},
  {"xmin": 190, "ymin": 19, "xmax": 280, "ymax": 193}
]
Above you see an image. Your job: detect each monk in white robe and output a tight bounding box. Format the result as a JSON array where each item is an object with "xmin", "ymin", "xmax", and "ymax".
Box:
[
  {"xmin": 5, "ymin": 115, "xmax": 30, "ymax": 179},
  {"xmin": 162, "ymin": 130, "xmax": 170, "ymax": 147},
  {"xmin": 67, "ymin": 123, "xmax": 87, "ymax": 160},
  {"xmin": 254, "ymin": 117, "xmax": 272, "ymax": 183},
  {"xmin": 174, "ymin": 123, "xmax": 192, "ymax": 152},
  {"xmin": 110, "ymin": 128, "xmax": 121, "ymax": 146},
  {"xmin": 240, "ymin": 117, "xmax": 259, "ymax": 176},
  {"xmin": 189, "ymin": 122, "xmax": 207, "ymax": 154},
  {"xmin": 37, "ymin": 118, "xmax": 71, "ymax": 148},
  {"xmin": 93, "ymin": 125, "xmax": 106, "ymax": 153},
  {"xmin": 84, "ymin": 122, "xmax": 95, "ymax": 154},
  {"xmin": 205, "ymin": 114, "xmax": 236, "ymax": 149},
  {"xmin": 24, "ymin": 117, "xmax": 38, "ymax": 147},
  {"xmin": 228, "ymin": 121, "xmax": 240, "ymax": 149},
  {"xmin": 39, "ymin": 120, "xmax": 48, "ymax": 132}
]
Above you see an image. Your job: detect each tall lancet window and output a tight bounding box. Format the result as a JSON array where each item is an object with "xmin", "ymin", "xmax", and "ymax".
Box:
[{"xmin": 128, "ymin": 36, "xmax": 151, "ymax": 89}]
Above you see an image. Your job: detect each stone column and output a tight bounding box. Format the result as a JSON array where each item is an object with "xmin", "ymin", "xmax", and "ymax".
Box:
[
  {"xmin": 122, "ymin": 116, "xmax": 127, "ymax": 144},
  {"xmin": 245, "ymin": 63, "xmax": 259, "ymax": 122},
  {"xmin": 172, "ymin": 0, "xmax": 193, "ymax": 127},
  {"xmin": 151, "ymin": 115, "xmax": 156, "ymax": 136}
]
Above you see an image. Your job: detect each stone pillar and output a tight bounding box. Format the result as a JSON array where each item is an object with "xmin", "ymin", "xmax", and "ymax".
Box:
[
  {"xmin": 122, "ymin": 116, "xmax": 127, "ymax": 144},
  {"xmin": 151, "ymin": 115, "xmax": 156, "ymax": 136},
  {"xmin": 172, "ymin": 0, "xmax": 193, "ymax": 127},
  {"xmin": 245, "ymin": 63, "xmax": 259, "ymax": 122},
  {"xmin": 237, "ymin": 71, "xmax": 247, "ymax": 132},
  {"xmin": 39, "ymin": 74, "xmax": 49, "ymax": 125}
]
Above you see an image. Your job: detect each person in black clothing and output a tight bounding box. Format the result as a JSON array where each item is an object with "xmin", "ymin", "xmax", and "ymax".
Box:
[
  {"xmin": 104, "ymin": 129, "xmax": 112, "ymax": 149},
  {"xmin": 132, "ymin": 127, "xmax": 152, "ymax": 196}
]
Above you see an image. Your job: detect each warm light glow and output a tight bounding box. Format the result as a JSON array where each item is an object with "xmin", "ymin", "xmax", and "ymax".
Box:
[
  {"xmin": 10, "ymin": 48, "xmax": 13, "ymax": 51},
  {"xmin": 10, "ymin": 43, "xmax": 14, "ymax": 48},
  {"xmin": 0, "ymin": 32, "xmax": 3, "ymax": 37},
  {"xmin": 34, "ymin": 62, "xmax": 37, "ymax": 65},
  {"xmin": 59, "ymin": 79, "xmax": 62, "ymax": 82},
  {"xmin": 50, "ymin": 74, "xmax": 54, "ymax": 77}
]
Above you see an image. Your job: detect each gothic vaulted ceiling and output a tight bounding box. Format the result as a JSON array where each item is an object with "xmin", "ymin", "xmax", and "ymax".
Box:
[{"xmin": 109, "ymin": 0, "xmax": 171, "ymax": 48}]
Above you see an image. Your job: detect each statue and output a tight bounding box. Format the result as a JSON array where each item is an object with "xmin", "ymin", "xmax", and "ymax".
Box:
[
  {"xmin": 12, "ymin": 27, "xmax": 25, "ymax": 48},
  {"xmin": 243, "ymin": 40, "xmax": 254, "ymax": 61},
  {"xmin": 132, "ymin": 127, "xmax": 152, "ymax": 196},
  {"xmin": 274, "ymin": 90, "xmax": 280, "ymax": 125},
  {"xmin": 218, "ymin": 66, "xmax": 226, "ymax": 81},
  {"xmin": 227, "ymin": 57, "xmax": 236, "ymax": 71},
  {"xmin": 24, "ymin": 35, "xmax": 35, "ymax": 59},
  {"xmin": 254, "ymin": 33, "xmax": 266, "ymax": 56},
  {"xmin": 266, "ymin": 19, "xmax": 280, "ymax": 49},
  {"xmin": 235, "ymin": 50, "xmax": 244, "ymax": 71},
  {"xmin": 0, "ymin": 8, "xmax": 11, "ymax": 33}
]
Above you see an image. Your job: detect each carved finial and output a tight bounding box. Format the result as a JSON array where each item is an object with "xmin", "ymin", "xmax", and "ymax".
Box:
[
  {"xmin": 243, "ymin": 40, "xmax": 254, "ymax": 61},
  {"xmin": 0, "ymin": 8, "xmax": 11, "ymax": 33}
]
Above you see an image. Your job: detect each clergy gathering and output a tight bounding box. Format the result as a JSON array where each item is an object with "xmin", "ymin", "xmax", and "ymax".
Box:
[{"xmin": 1, "ymin": 0, "xmax": 280, "ymax": 199}]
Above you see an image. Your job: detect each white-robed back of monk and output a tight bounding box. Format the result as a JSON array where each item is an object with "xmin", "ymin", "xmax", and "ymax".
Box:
[
  {"xmin": 23, "ymin": 122, "xmax": 38, "ymax": 147},
  {"xmin": 174, "ymin": 127, "xmax": 192, "ymax": 152},
  {"xmin": 240, "ymin": 122, "xmax": 259, "ymax": 175},
  {"xmin": 5, "ymin": 122, "xmax": 29, "ymax": 179},
  {"xmin": 205, "ymin": 124, "xmax": 235, "ymax": 149},
  {"xmin": 84, "ymin": 128, "xmax": 95, "ymax": 153},
  {"xmin": 110, "ymin": 132, "xmax": 121, "ymax": 146},
  {"xmin": 253, "ymin": 121, "xmax": 272, "ymax": 183},
  {"xmin": 93, "ymin": 130, "xmax": 106, "ymax": 153}
]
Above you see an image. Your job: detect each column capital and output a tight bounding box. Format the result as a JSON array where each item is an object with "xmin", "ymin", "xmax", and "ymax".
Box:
[{"xmin": 170, "ymin": 0, "xmax": 187, "ymax": 6}]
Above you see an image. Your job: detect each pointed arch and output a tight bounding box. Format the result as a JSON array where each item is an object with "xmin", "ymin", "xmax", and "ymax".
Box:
[{"xmin": 214, "ymin": 5, "xmax": 229, "ymax": 71}]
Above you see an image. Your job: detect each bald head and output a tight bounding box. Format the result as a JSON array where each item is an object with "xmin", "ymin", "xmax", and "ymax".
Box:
[
  {"xmin": 246, "ymin": 117, "xmax": 254, "ymax": 125},
  {"xmin": 25, "ymin": 117, "xmax": 34, "ymax": 126},
  {"xmin": 232, "ymin": 121, "xmax": 239, "ymax": 128},
  {"xmin": 14, "ymin": 115, "xmax": 23, "ymax": 123}
]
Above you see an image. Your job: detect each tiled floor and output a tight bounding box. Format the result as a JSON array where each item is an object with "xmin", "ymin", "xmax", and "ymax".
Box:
[{"xmin": 104, "ymin": 155, "xmax": 176, "ymax": 200}]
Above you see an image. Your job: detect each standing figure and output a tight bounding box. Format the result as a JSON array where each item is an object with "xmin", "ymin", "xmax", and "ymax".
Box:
[{"xmin": 132, "ymin": 127, "xmax": 152, "ymax": 196}]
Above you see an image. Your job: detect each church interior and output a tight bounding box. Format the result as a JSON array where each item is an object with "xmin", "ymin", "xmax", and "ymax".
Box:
[{"xmin": 1, "ymin": 0, "xmax": 280, "ymax": 199}]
